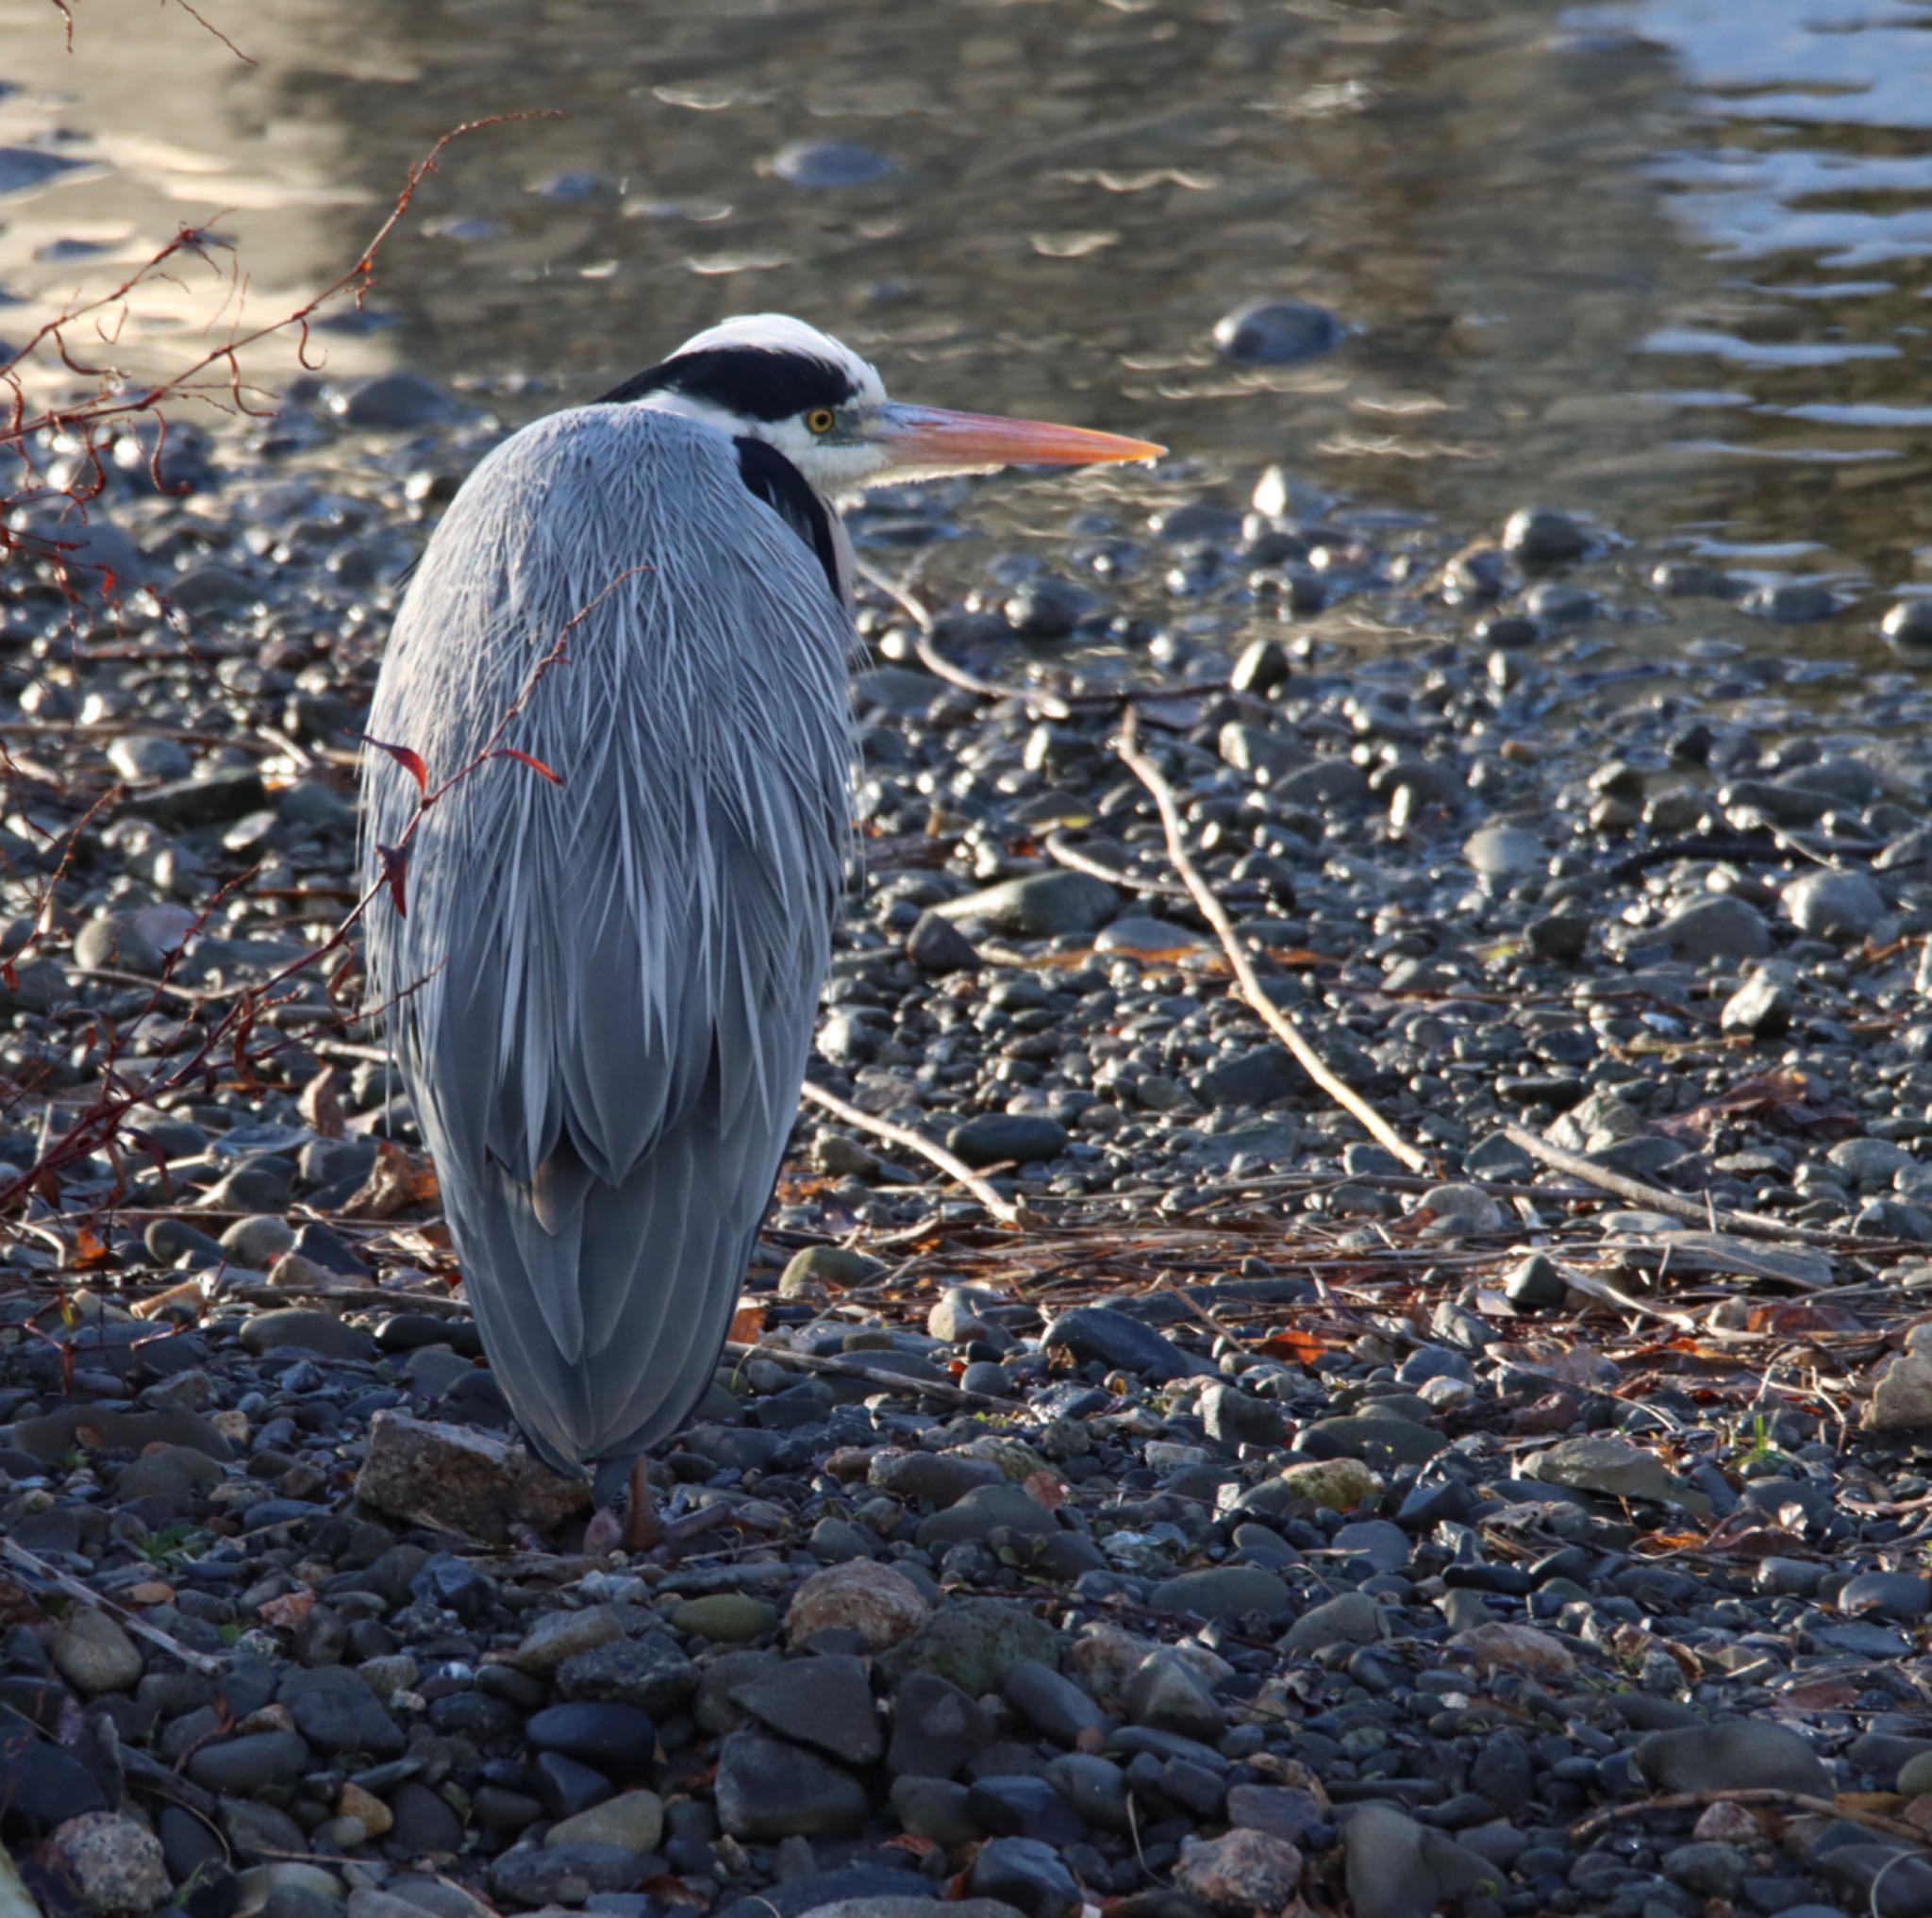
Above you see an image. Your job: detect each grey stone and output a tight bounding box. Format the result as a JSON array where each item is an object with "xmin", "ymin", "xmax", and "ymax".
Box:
[
  {"xmin": 1343, "ymin": 1803, "xmax": 1495, "ymax": 1918},
  {"xmin": 1658, "ymin": 894, "xmax": 1772, "ymax": 961},
  {"xmin": 1502, "ymin": 507, "xmax": 1589, "ymax": 563},
  {"xmin": 1213, "ymin": 299, "xmax": 1342, "ymax": 365},
  {"xmin": 47, "ymin": 1810, "xmax": 170, "ymax": 1917},
  {"xmin": 1144, "ymin": 1566, "xmax": 1291, "ymax": 1622},
  {"xmin": 946, "ymin": 1114, "xmax": 1068, "ymax": 1166},
  {"xmin": 1882, "ymin": 599, "xmax": 1932, "ymax": 653},
  {"xmin": 342, "ymin": 371, "xmax": 455, "ymax": 429},
  {"xmin": 879, "ymin": 1598, "xmax": 1059, "ymax": 1697},
  {"xmin": 915, "ymin": 1483, "xmax": 1059, "ymax": 1550},
  {"xmin": 771, "ymin": 141, "xmax": 895, "ymax": 188},
  {"xmin": 487, "ymin": 1843, "xmax": 643, "ymax": 1907},
  {"xmin": 1784, "ymin": 871, "xmax": 1886, "ymax": 941},
  {"xmin": 1003, "ymin": 1661, "xmax": 1108, "ymax": 1748},
  {"xmin": 278, "ymin": 1666, "xmax": 405, "ymax": 1758},
  {"xmin": 714, "ymin": 1730, "xmax": 867, "ymax": 1840},
  {"xmin": 1124, "ymin": 1650, "xmax": 1224, "ymax": 1742},
  {"xmin": 1194, "ymin": 1045, "xmax": 1301, "ymax": 1108},
  {"xmin": 729, "ymin": 1654, "xmax": 882, "ymax": 1766},
  {"xmin": 1840, "ymin": 1572, "xmax": 1931, "ymax": 1621},
  {"xmin": 1524, "ymin": 1433, "xmax": 1677, "ymax": 1503},
  {"xmin": 871, "ymin": 1450, "xmax": 1005, "ymax": 1507},
  {"xmin": 52, "ymin": 1610, "xmax": 143, "ymax": 1695},
  {"xmin": 238, "ymin": 1308, "xmax": 371, "ymax": 1360},
  {"xmin": 1197, "ymin": 1382, "xmax": 1284, "ymax": 1447},
  {"xmin": 1722, "ymin": 974, "xmax": 1793, "ymax": 1037},
  {"xmin": 1280, "ymin": 1592, "xmax": 1384, "ymax": 1654},
  {"xmin": 1463, "ymin": 825, "xmax": 1543, "ymax": 882},
  {"xmin": 967, "ymin": 1838, "xmax": 1080, "ymax": 1918},
  {"xmin": 1297, "ymin": 1416, "xmax": 1445, "ymax": 1465},
  {"xmin": 907, "ymin": 909, "xmax": 981, "ymax": 975},
  {"xmin": 1635, "ymin": 1721, "xmax": 1830, "ymax": 1796},
  {"xmin": 937, "ymin": 873, "xmax": 1118, "ymax": 938},
  {"xmin": 1042, "ymin": 1306, "xmax": 1191, "ymax": 1380}
]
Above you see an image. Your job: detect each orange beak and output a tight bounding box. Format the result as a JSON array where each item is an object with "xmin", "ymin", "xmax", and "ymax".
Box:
[{"xmin": 873, "ymin": 402, "xmax": 1164, "ymax": 477}]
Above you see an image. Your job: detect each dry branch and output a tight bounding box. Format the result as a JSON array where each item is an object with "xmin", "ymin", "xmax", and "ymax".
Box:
[
  {"xmin": 1570, "ymin": 1787, "xmax": 1928, "ymax": 1847},
  {"xmin": 801, "ymin": 1077, "xmax": 1034, "ymax": 1227},
  {"xmin": 0, "ymin": 1534, "xmax": 225, "ymax": 1676},
  {"xmin": 1501, "ymin": 1123, "xmax": 1849, "ymax": 1251},
  {"xmin": 1115, "ymin": 709, "xmax": 1430, "ymax": 1175},
  {"xmin": 724, "ymin": 1337, "xmax": 1030, "ymax": 1413}
]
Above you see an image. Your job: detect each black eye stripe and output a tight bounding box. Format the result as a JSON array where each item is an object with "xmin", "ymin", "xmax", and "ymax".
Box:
[
  {"xmin": 734, "ymin": 437, "xmax": 841, "ymax": 601},
  {"xmin": 600, "ymin": 347, "xmax": 858, "ymax": 421}
]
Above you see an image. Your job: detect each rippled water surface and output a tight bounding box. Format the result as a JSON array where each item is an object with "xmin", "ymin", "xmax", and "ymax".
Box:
[{"xmin": 4, "ymin": 0, "xmax": 1932, "ymax": 646}]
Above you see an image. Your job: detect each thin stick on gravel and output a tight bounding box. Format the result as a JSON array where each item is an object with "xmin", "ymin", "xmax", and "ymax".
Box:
[
  {"xmin": 723, "ymin": 1338, "xmax": 1031, "ymax": 1414},
  {"xmin": 1042, "ymin": 828, "xmax": 1194, "ymax": 901},
  {"xmin": 0, "ymin": 1535, "xmax": 225, "ymax": 1676},
  {"xmin": 1115, "ymin": 709, "xmax": 1431, "ymax": 1175},
  {"xmin": 801, "ymin": 1077, "xmax": 1034, "ymax": 1227},
  {"xmin": 1501, "ymin": 1123, "xmax": 1849, "ymax": 1251},
  {"xmin": 1571, "ymin": 1787, "xmax": 1928, "ymax": 1847}
]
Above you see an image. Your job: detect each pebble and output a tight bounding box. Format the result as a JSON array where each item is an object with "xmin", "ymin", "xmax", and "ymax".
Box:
[
  {"xmin": 1502, "ymin": 506, "xmax": 1590, "ymax": 562},
  {"xmin": 1657, "ymin": 893, "xmax": 1773, "ymax": 960},
  {"xmin": 52, "ymin": 1609, "xmax": 144, "ymax": 1695},
  {"xmin": 1211, "ymin": 299, "xmax": 1343, "ymax": 364},
  {"xmin": 48, "ymin": 1811, "xmax": 171, "ymax": 1917},
  {"xmin": 1636, "ymin": 1722, "xmax": 1832, "ymax": 1796},
  {"xmin": 714, "ymin": 1730, "xmax": 869, "ymax": 1839},
  {"xmin": 771, "ymin": 141, "xmax": 895, "ymax": 187},
  {"xmin": 787, "ymin": 1560, "xmax": 930, "ymax": 1650},
  {"xmin": 1783, "ymin": 869, "xmax": 1886, "ymax": 940}
]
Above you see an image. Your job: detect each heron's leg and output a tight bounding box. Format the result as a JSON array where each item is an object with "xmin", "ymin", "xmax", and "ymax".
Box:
[
  {"xmin": 584, "ymin": 1455, "xmax": 663, "ymax": 1557},
  {"xmin": 620, "ymin": 1457, "xmax": 664, "ymax": 1554}
]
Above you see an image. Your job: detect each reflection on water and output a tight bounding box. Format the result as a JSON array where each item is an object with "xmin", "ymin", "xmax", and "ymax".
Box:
[{"xmin": 2, "ymin": 0, "xmax": 1932, "ymax": 634}]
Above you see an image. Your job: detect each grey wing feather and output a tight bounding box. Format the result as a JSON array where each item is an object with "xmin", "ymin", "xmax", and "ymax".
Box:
[{"xmin": 360, "ymin": 406, "xmax": 851, "ymax": 1472}]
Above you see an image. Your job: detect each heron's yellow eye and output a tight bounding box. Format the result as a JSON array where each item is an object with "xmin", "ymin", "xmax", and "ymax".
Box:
[{"xmin": 805, "ymin": 409, "xmax": 836, "ymax": 436}]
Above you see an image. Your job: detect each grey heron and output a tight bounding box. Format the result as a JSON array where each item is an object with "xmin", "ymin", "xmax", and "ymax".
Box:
[{"xmin": 360, "ymin": 313, "xmax": 1160, "ymax": 1539}]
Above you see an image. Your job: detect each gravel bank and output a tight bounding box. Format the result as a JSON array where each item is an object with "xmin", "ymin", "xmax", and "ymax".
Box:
[{"xmin": 5, "ymin": 379, "xmax": 1932, "ymax": 1918}]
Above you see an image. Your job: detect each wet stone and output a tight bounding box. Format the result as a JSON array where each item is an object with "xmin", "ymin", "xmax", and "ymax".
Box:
[
  {"xmin": 967, "ymin": 1836, "xmax": 1081, "ymax": 1918},
  {"xmin": 1213, "ymin": 299, "xmax": 1342, "ymax": 365},
  {"xmin": 1783, "ymin": 870, "xmax": 1886, "ymax": 941},
  {"xmin": 730, "ymin": 1653, "xmax": 882, "ymax": 1766},
  {"xmin": 714, "ymin": 1729, "xmax": 868, "ymax": 1840},
  {"xmin": 1636, "ymin": 1721, "xmax": 1831, "ymax": 1796},
  {"xmin": 525, "ymin": 1702, "xmax": 658, "ymax": 1778},
  {"xmin": 946, "ymin": 1114, "xmax": 1068, "ymax": 1166},
  {"xmin": 1145, "ymin": 1565, "xmax": 1291, "ymax": 1621},
  {"xmin": 1043, "ymin": 1306, "xmax": 1191, "ymax": 1380},
  {"xmin": 279, "ymin": 1665, "xmax": 406, "ymax": 1757},
  {"xmin": 1503, "ymin": 506, "xmax": 1590, "ymax": 563}
]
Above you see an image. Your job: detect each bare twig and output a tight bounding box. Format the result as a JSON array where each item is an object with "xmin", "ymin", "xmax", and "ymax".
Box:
[
  {"xmin": 0, "ymin": 1534, "xmax": 225, "ymax": 1676},
  {"xmin": 724, "ymin": 1338, "xmax": 1030, "ymax": 1413},
  {"xmin": 801, "ymin": 1077, "xmax": 1035, "ymax": 1227},
  {"xmin": 1115, "ymin": 709, "xmax": 1430, "ymax": 1175},
  {"xmin": 1571, "ymin": 1788, "xmax": 1927, "ymax": 1847},
  {"xmin": 1501, "ymin": 1123, "xmax": 1849, "ymax": 1251},
  {"xmin": 1042, "ymin": 829, "xmax": 1194, "ymax": 901}
]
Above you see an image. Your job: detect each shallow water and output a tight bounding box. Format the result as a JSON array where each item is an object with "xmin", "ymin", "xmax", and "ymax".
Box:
[{"xmin": 3, "ymin": 0, "xmax": 1932, "ymax": 652}]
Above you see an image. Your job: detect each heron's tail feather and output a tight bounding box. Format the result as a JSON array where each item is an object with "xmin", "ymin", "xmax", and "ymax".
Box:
[{"xmin": 447, "ymin": 1123, "xmax": 750, "ymax": 1478}]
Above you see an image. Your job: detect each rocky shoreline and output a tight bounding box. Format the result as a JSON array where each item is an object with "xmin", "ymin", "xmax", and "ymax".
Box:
[{"xmin": 5, "ymin": 377, "xmax": 1932, "ymax": 1918}]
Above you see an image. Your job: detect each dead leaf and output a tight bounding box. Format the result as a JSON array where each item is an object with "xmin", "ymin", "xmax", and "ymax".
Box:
[
  {"xmin": 1655, "ymin": 1069, "xmax": 1861, "ymax": 1142},
  {"xmin": 300, "ymin": 1067, "xmax": 345, "ymax": 1141},
  {"xmin": 1024, "ymin": 1471, "xmax": 1065, "ymax": 1510},
  {"xmin": 1256, "ymin": 1329, "xmax": 1329, "ymax": 1367},
  {"xmin": 258, "ymin": 1590, "xmax": 316, "ymax": 1631},
  {"xmin": 1775, "ymin": 1676, "xmax": 1859, "ymax": 1711},
  {"xmin": 728, "ymin": 1296, "xmax": 764, "ymax": 1343},
  {"xmin": 341, "ymin": 1138, "xmax": 440, "ymax": 1220}
]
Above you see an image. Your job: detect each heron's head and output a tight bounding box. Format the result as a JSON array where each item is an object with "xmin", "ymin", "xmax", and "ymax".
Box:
[{"xmin": 602, "ymin": 313, "xmax": 1163, "ymax": 497}]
